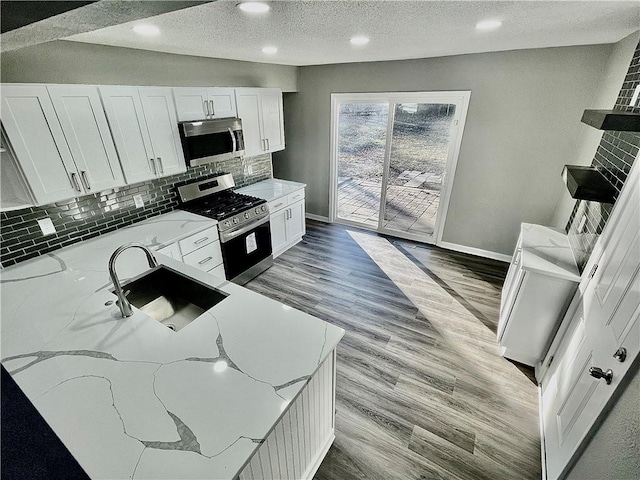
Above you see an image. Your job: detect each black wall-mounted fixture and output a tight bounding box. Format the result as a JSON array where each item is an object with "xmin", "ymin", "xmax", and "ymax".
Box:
[
  {"xmin": 581, "ymin": 110, "xmax": 640, "ymax": 132},
  {"xmin": 562, "ymin": 165, "xmax": 617, "ymax": 204}
]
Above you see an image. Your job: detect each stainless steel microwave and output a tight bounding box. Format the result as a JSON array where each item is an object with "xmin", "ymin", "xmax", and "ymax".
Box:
[{"xmin": 178, "ymin": 117, "xmax": 245, "ymax": 166}]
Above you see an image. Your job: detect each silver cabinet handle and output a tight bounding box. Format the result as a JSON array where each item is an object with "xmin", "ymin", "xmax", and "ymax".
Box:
[
  {"xmin": 228, "ymin": 127, "xmax": 237, "ymax": 153},
  {"xmin": 157, "ymin": 157, "xmax": 164, "ymax": 174},
  {"xmin": 273, "ymin": 202, "xmax": 284, "ymax": 209},
  {"xmin": 209, "ymin": 100, "xmax": 215, "ymax": 117},
  {"xmin": 80, "ymin": 170, "xmax": 91, "ymax": 190},
  {"xmin": 589, "ymin": 366, "xmax": 613, "ymax": 385},
  {"xmin": 198, "ymin": 256, "xmax": 213, "ymax": 265},
  {"xmin": 261, "ymin": 139, "xmax": 266, "ymax": 151},
  {"xmin": 70, "ymin": 172, "xmax": 82, "ymax": 192},
  {"xmin": 194, "ymin": 237, "xmax": 209, "ymax": 245},
  {"xmin": 204, "ymin": 100, "xmax": 210, "ymax": 118},
  {"xmin": 150, "ymin": 158, "xmax": 157, "ymax": 175},
  {"xmin": 266, "ymin": 138, "xmax": 270, "ymax": 150}
]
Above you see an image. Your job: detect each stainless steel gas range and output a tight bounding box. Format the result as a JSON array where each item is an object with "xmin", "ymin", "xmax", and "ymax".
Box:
[{"xmin": 177, "ymin": 174, "xmax": 272, "ymax": 284}]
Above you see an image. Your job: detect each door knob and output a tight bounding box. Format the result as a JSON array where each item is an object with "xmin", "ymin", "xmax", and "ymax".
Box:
[
  {"xmin": 613, "ymin": 347, "xmax": 627, "ymax": 363},
  {"xmin": 589, "ymin": 366, "xmax": 613, "ymax": 385}
]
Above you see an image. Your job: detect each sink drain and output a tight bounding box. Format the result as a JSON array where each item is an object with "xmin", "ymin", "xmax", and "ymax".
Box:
[{"xmin": 166, "ymin": 324, "xmax": 176, "ymax": 331}]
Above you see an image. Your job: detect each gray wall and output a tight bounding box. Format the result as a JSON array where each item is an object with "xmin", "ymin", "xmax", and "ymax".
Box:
[
  {"xmin": 550, "ymin": 31, "xmax": 640, "ymax": 229},
  {"xmin": 566, "ymin": 364, "xmax": 640, "ymax": 480},
  {"xmin": 0, "ymin": 40, "xmax": 298, "ymax": 91},
  {"xmin": 273, "ymin": 44, "xmax": 613, "ymax": 255}
]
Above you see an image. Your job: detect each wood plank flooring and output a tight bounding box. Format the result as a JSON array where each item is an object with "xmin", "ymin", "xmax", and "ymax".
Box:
[{"xmin": 245, "ymin": 221, "xmax": 541, "ymax": 480}]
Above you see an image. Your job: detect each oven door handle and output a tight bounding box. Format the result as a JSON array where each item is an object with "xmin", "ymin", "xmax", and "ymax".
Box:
[
  {"xmin": 228, "ymin": 127, "xmax": 237, "ymax": 153},
  {"xmin": 220, "ymin": 215, "xmax": 270, "ymax": 243}
]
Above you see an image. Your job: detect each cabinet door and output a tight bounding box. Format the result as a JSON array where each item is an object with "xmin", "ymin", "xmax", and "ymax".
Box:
[
  {"xmin": 139, "ymin": 87, "xmax": 187, "ymax": 178},
  {"xmin": 270, "ymin": 207, "xmax": 288, "ymax": 258},
  {"xmin": 172, "ymin": 87, "xmax": 209, "ymax": 121},
  {"xmin": 261, "ymin": 88, "xmax": 285, "ymax": 152},
  {"xmin": 99, "ymin": 86, "xmax": 156, "ymax": 184},
  {"xmin": 286, "ymin": 199, "xmax": 305, "ymax": 241},
  {"xmin": 235, "ymin": 88, "xmax": 265, "ymax": 157},
  {"xmin": 157, "ymin": 242, "xmax": 182, "ymax": 261},
  {"xmin": 48, "ymin": 85, "xmax": 124, "ymax": 193},
  {"xmin": 1, "ymin": 84, "xmax": 81, "ymax": 204},
  {"xmin": 207, "ymin": 88, "xmax": 237, "ymax": 118}
]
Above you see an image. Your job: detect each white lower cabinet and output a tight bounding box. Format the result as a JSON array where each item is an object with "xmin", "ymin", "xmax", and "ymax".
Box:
[
  {"xmin": 237, "ymin": 350, "xmax": 336, "ymax": 480},
  {"xmin": 153, "ymin": 224, "xmax": 225, "ymax": 278},
  {"xmin": 269, "ymin": 188, "xmax": 306, "ymax": 258},
  {"xmin": 498, "ymin": 223, "xmax": 580, "ymax": 368}
]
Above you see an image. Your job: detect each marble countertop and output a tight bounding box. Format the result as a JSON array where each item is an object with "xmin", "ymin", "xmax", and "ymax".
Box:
[
  {"xmin": 0, "ymin": 211, "xmax": 344, "ymax": 479},
  {"xmin": 236, "ymin": 178, "xmax": 306, "ymax": 203},
  {"xmin": 520, "ymin": 223, "xmax": 580, "ymax": 282}
]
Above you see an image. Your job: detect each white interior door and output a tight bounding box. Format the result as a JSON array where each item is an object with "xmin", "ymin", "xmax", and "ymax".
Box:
[{"xmin": 541, "ymin": 163, "xmax": 639, "ymax": 479}]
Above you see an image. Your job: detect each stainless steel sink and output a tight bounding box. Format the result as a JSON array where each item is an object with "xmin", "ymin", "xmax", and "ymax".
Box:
[{"xmin": 114, "ymin": 265, "xmax": 228, "ymax": 331}]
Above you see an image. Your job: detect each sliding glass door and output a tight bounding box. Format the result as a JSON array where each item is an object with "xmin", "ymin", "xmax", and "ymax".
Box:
[{"xmin": 331, "ymin": 92, "xmax": 470, "ymax": 245}]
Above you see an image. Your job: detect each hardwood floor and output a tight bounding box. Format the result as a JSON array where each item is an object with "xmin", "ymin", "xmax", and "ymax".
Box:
[{"xmin": 245, "ymin": 221, "xmax": 541, "ymax": 480}]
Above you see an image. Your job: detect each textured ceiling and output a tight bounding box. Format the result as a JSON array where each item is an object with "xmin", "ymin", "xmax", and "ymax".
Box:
[
  {"xmin": 64, "ymin": 1, "xmax": 640, "ymax": 66},
  {"xmin": 0, "ymin": 1, "xmax": 212, "ymax": 52}
]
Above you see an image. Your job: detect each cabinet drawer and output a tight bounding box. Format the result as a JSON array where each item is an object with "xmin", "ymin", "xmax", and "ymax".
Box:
[
  {"xmin": 287, "ymin": 189, "xmax": 305, "ymax": 205},
  {"xmin": 268, "ymin": 197, "xmax": 288, "ymax": 213},
  {"xmin": 179, "ymin": 226, "xmax": 218, "ymax": 256},
  {"xmin": 182, "ymin": 241, "xmax": 223, "ymax": 272}
]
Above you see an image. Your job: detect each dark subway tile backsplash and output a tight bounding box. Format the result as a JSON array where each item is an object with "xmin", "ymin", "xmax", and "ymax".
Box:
[
  {"xmin": 1, "ymin": 153, "xmax": 272, "ymax": 267},
  {"xmin": 566, "ymin": 39, "xmax": 640, "ymax": 271}
]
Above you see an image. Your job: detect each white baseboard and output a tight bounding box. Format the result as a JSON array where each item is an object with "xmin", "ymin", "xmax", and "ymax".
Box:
[
  {"xmin": 305, "ymin": 213, "xmax": 330, "ymax": 223},
  {"xmin": 303, "ymin": 431, "xmax": 335, "ymax": 480},
  {"xmin": 438, "ymin": 241, "xmax": 512, "ymax": 263}
]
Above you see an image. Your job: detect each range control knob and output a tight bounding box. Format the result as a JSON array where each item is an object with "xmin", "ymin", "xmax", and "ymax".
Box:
[
  {"xmin": 244, "ymin": 212, "xmax": 250, "ymax": 219},
  {"xmin": 233, "ymin": 217, "xmax": 239, "ymax": 225},
  {"xmin": 255, "ymin": 207, "xmax": 260, "ymax": 214},
  {"xmin": 261, "ymin": 205, "xmax": 267, "ymax": 212},
  {"xmin": 224, "ymin": 221, "xmax": 231, "ymax": 228}
]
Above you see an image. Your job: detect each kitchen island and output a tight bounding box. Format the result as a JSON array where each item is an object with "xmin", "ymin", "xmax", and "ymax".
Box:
[{"xmin": 0, "ymin": 211, "xmax": 344, "ymax": 479}]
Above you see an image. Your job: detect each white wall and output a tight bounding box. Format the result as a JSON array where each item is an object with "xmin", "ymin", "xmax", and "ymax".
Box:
[
  {"xmin": 273, "ymin": 44, "xmax": 613, "ymax": 256},
  {"xmin": 549, "ymin": 31, "xmax": 640, "ymax": 229},
  {"xmin": 0, "ymin": 40, "xmax": 298, "ymax": 91}
]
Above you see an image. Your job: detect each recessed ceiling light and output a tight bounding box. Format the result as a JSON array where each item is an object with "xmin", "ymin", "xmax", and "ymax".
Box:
[
  {"xmin": 132, "ymin": 24, "xmax": 160, "ymax": 36},
  {"xmin": 262, "ymin": 46, "xmax": 278, "ymax": 55},
  {"xmin": 350, "ymin": 36, "xmax": 370, "ymax": 46},
  {"xmin": 237, "ymin": 2, "xmax": 270, "ymax": 13},
  {"xmin": 475, "ymin": 19, "xmax": 502, "ymax": 31}
]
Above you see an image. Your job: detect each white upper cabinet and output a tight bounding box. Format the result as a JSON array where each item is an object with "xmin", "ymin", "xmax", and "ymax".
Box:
[
  {"xmin": 260, "ymin": 88, "xmax": 285, "ymax": 152},
  {"xmin": 99, "ymin": 86, "xmax": 156, "ymax": 184},
  {"xmin": 139, "ymin": 87, "xmax": 186, "ymax": 177},
  {"xmin": 235, "ymin": 88, "xmax": 285, "ymax": 157},
  {"xmin": 47, "ymin": 85, "xmax": 124, "ymax": 193},
  {"xmin": 173, "ymin": 87, "xmax": 237, "ymax": 121},
  {"xmin": 100, "ymin": 86, "xmax": 186, "ymax": 183},
  {"xmin": 1, "ymin": 85, "xmax": 80, "ymax": 204}
]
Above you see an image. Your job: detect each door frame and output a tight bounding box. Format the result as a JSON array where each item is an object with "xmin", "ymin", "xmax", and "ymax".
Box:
[{"xmin": 329, "ymin": 91, "xmax": 471, "ymax": 246}]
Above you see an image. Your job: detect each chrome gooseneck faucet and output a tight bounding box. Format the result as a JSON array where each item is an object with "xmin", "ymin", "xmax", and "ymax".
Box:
[{"xmin": 109, "ymin": 243, "xmax": 158, "ymax": 318}]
